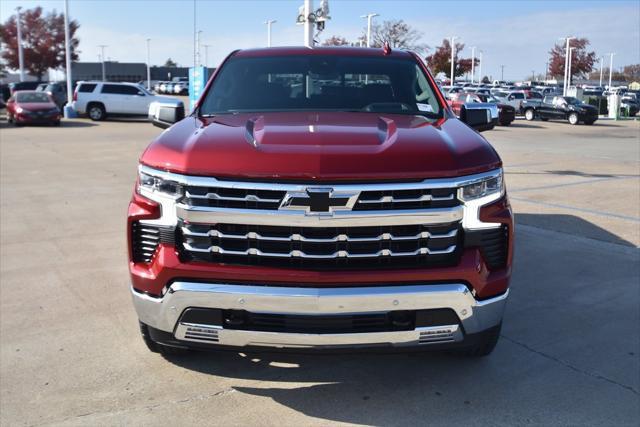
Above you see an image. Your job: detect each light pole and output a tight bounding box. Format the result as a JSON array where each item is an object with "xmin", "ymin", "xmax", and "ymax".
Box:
[
  {"xmin": 361, "ymin": 13, "xmax": 379, "ymax": 48},
  {"xmin": 608, "ymin": 52, "xmax": 616, "ymax": 89},
  {"xmin": 146, "ymin": 39, "xmax": 151, "ymax": 90},
  {"xmin": 500, "ymin": 65, "xmax": 505, "ymax": 81},
  {"xmin": 545, "ymin": 61, "xmax": 549, "ymax": 81},
  {"xmin": 195, "ymin": 30, "xmax": 203, "ymax": 66},
  {"xmin": 449, "ymin": 36, "xmax": 457, "ymax": 86},
  {"xmin": 264, "ymin": 19, "xmax": 277, "ymax": 47},
  {"xmin": 470, "ymin": 46, "xmax": 476, "ymax": 84},
  {"xmin": 561, "ymin": 36, "xmax": 574, "ymax": 95},
  {"xmin": 567, "ymin": 47, "xmax": 576, "ymax": 90},
  {"xmin": 15, "ymin": 7, "xmax": 25, "ymax": 82},
  {"xmin": 203, "ymin": 44, "xmax": 211, "ymax": 68},
  {"xmin": 478, "ymin": 50, "xmax": 483, "ymax": 83},
  {"xmin": 303, "ymin": 0, "xmax": 313, "ymax": 47},
  {"xmin": 63, "ymin": 0, "xmax": 75, "ymax": 118},
  {"xmin": 599, "ymin": 56, "xmax": 604, "ymax": 87},
  {"xmin": 98, "ymin": 45, "xmax": 107, "ymax": 81}
]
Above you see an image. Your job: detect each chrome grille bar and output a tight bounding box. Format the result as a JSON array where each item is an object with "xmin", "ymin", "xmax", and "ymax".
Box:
[
  {"xmin": 183, "ymin": 242, "xmax": 457, "ymax": 259},
  {"xmin": 181, "ymin": 226, "xmax": 458, "ymax": 242},
  {"xmin": 358, "ymin": 194, "xmax": 455, "ymax": 204},
  {"xmin": 185, "ymin": 191, "xmax": 282, "ymax": 203}
]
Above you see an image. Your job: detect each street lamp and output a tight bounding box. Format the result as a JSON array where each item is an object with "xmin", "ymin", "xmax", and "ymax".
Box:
[
  {"xmin": 449, "ymin": 36, "xmax": 457, "ymax": 86},
  {"xmin": 264, "ymin": 20, "xmax": 277, "ymax": 47},
  {"xmin": 608, "ymin": 52, "xmax": 616, "ymax": 89},
  {"xmin": 63, "ymin": 0, "xmax": 76, "ymax": 118},
  {"xmin": 478, "ymin": 50, "xmax": 483, "ymax": 83},
  {"xmin": 360, "ymin": 13, "xmax": 379, "ymax": 48},
  {"xmin": 567, "ymin": 47, "xmax": 576, "ymax": 91},
  {"xmin": 470, "ymin": 46, "xmax": 476, "ymax": 84},
  {"xmin": 560, "ymin": 36, "xmax": 574, "ymax": 96},
  {"xmin": 98, "ymin": 45, "xmax": 108, "ymax": 81},
  {"xmin": 500, "ymin": 65, "xmax": 505, "ymax": 81},
  {"xmin": 599, "ymin": 56, "xmax": 604, "ymax": 87},
  {"xmin": 195, "ymin": 30, "xmax": 203, "ymax": 66},
  {"xmin": 146, "ymin": 39, "xmax": 151, "ymax": 90},
  {"xmin": 15, "ymin": 7, "xmax": 25, "ymax": 82}
]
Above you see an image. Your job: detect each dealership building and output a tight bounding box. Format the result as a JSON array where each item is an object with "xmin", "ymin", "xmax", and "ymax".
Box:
[{"xmin": 70, "ymin": 62, "xmax": 216, "ymax": 83}]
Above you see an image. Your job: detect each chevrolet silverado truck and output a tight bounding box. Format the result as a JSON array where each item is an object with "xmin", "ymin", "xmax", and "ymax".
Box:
[{"xmin": 131, "ymin": 47, "xmax": 514, "ymax": 357}]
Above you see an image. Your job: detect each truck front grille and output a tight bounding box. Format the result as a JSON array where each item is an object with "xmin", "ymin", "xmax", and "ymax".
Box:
[
  {"xmin": 182, "ymin": 185, "xmax": 460, "ymax": 210},
  {"xmin": 179, "ymin": 222, "xmax": 461, "ymax": 269}
]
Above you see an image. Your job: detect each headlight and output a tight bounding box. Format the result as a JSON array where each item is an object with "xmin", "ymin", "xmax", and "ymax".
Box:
[
  {"xmin": 459, "ymin": 170, "xmax": 503, "ymax": 201},
  {"xmin": 16, "ymin": 107, "xmax": 24, "ymax": 113},
  {"xmin": 138, "ymin": 170, "xmax": 184, "ymax": 197}
]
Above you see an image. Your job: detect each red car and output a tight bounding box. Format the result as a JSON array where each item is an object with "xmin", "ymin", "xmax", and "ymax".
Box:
[
  {"xmin": 131, "ymin": 47, "xmax": 513, "ymax": 357},
  {"xmin": 6, "ymin": 90, "xmax": 61, "ymax": 126}
]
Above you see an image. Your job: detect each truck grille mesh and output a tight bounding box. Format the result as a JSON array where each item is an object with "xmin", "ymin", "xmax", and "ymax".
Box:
[{"xmin": 179, "ymin": 222, "xmax": 461, "ymax": 269}]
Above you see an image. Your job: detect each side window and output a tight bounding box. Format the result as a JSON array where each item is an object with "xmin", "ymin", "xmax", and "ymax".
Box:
[
  {"xmin": 514, "ymin": 93, "xmax": 525, "ymax": 99},
  {"xmin": 78, "ymin": 84, "xmax": 97, "ymax": 93},
  {"xmin": 101, "ymin": 84, "xmax": 139, "ymax": 95}
]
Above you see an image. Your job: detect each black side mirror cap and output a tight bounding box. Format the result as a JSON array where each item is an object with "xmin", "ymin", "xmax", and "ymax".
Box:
[
  {"xmin": 149, "ymin": 101, "xmax": 185, "ymax": 129},
  {"xmin": 460, "ymin": 105, "xmax": 495, "ymax": 132}
]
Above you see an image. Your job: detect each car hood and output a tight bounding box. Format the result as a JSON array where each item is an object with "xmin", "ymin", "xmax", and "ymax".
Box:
[
  {"xmin": 19, "ymin": 102, "xmax": 57, "ymax": 110},
  {"xmin": 141, "ymin": 112, "xmax": 501, "ymax": 181}
]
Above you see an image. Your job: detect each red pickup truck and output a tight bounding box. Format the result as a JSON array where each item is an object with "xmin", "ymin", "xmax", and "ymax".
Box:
[{"xmin": 130, "ymin": 47, "xmax": 514, "ymax": 357}]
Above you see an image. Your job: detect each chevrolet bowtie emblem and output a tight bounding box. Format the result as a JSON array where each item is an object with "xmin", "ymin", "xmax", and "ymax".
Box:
[{"xmin": 279, "ymin": 187, "xmax": 359, "ymax": 215}]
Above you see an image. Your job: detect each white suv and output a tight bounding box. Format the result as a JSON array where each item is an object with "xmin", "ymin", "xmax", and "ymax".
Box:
[{"xmin": 72, "ymin": 81, "xmax": 175, "ymax": 121}]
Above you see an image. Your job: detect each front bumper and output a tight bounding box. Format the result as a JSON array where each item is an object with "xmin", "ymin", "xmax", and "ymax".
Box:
[{"xmin": 132, "ymin": 282, "xmax": 508, "ymax": 349}]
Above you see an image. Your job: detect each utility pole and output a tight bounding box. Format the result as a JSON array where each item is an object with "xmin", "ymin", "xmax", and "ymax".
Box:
[
  {"xmin": 63, "ymin": 0, "xmax": 75, "ymax": 117},
  {"xmin": 562, "ymin": 36, "xmax": 574, "ymax": 96},
  {"xmin": 303, "ymin": 0, "xmax": 313, "ymax": 47},
  {"xmin": 265, "ymin": 19, "xmax": 277, "ymax": 47},
  {"xmin": 361, "ymin": 13, "xmax": 379, "ymax": 48},
  {"xmin": 449, "ymin": 36, "xmax": 457, "ymax": 86},
  {"xmin": 16, "ymin": 7, "xmax": 25, "ymax": 82},
  {"xmin": 203, "ymin": 44, "xmax": 211, "ymax": 68},
  {"xmin": 195, "ymin": 30, "xmax": 203, "ymax": 66},
  {"xmin": 608, "ymin": 52, "xmax": 616, "ymax": 89},
  {"xmin": 470, "ymin": 46, "xmax": 476, "ymax": 84},
  {"xmin": 500, "ymin": 65, "xmax": 505, "ymax": 81},
  {"xmin": 567, "ymin": 47, "xmax": 576, "ymax": 90},
  {"xmin": 146, "ymin": 38, "xmax": 151, "ymax": 90},
  {"xmin": 98, "ymin": 45, "xmax": 107, "ymax": 81},
  {"xmin": 599, "ymin": 56, "xmax": 604, "ymax": 87}
]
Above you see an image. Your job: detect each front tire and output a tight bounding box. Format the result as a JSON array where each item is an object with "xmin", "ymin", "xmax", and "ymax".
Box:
[
  {"xmin": 568, "ymin": 112, "xmax": 579, "ymax": 125},
  {"xmin": 524, "ymin": 109, "xmax": 535, "ymax": 121}
]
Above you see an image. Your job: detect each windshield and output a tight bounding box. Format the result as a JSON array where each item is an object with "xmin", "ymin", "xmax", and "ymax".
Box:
[
  {"xmin": 199, "ymin": 55, "xmax": 443, "ymax": 118},
  {"xmin": 16, "ymin": 92, "xmax": 51, "ymax": 103},
  {"xmin": 564, "ymin": 97, "xmax": 582, "ymax": 105}
]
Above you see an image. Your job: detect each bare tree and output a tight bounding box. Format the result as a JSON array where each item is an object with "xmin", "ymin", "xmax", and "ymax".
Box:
[
  {"xmin": 365, "ymin": 19, "xmax": 428, "ymax": 55},
  {"xmin": 322, "ymin": 35, "xmax": 350, "ymax": 46}
]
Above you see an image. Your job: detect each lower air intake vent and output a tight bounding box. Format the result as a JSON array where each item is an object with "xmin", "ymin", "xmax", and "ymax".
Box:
[
  {"xmin": 464, "ymin": 225, "xmax": 509, "ymax": 270},
  {"xmin": 131, "ymin": 222, "xmax": 175, "ymax": 263},
  {"xmin": 418, "ymin": 325, "xmax": 460, "ymax": 344},
  {"xmin": 183, "ymin": 324, "xmax": 220, "ymax": 342}
]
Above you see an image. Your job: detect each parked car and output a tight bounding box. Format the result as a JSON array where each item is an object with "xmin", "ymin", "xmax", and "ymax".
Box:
[
  {"xmin": 130, "ymin": 46, "xmax": 512, "ymax": 357},
  {"xmin": 71, "ymin": 81, "xmax": 175, "ymax": 121},
  {"xmin": 173, "ymin": 81, "xmax": 189, "ymax": 95},
  {"xmin": 8, "ymin": 81, "xmax": 42, "ymax": 96},
  {"xmin": 494, "ymin": 91, "xmax": 526, "ymax": 113},
  {"xmin": 36, "ymin": 82, "xmax": 68, "ymax": 108},
  {"xmin": 5, "ymin": 90, "xmax": 61, "ymax": 126},
  {"xmin": 524, "ymin": 95, "xmax": 598, "ymax": 125},
  {"xmin": 620, "ymin": 97, "xmax": 639, "ymax": 116}
]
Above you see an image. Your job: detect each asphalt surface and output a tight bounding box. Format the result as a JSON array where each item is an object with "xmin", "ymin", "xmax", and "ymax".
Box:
[{"xmin": 1, "ymin": 117, "xmax": 638, "ymax": 426}]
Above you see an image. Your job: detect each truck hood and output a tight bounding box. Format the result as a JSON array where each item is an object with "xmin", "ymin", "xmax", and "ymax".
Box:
[{"xmin": 141, "ymin": 112, "xmax": 501, "ymax": 181}]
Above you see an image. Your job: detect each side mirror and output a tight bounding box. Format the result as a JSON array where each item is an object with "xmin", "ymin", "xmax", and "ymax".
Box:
[
  {"xmin": 460, "ymin": 105, "xmax": 495, "ymax": 132},
  {"xmin": 148, "ymin": 100, "xmax": 185, "ymax": 129}
]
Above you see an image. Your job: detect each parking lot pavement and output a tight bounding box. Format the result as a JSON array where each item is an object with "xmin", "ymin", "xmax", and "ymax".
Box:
[{"xmin": 1, "ymin": 118, "xmax": 638, "ymax": 425}]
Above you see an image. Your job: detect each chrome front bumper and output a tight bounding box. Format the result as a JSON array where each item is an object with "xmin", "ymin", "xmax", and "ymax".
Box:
[{"xmin": 132, "ymin": 282, "xmax": 508, "ymax": 349}]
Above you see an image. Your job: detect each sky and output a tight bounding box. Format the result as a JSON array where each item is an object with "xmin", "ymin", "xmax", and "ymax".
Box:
[{"xmin": 1, "ymin": 0, "xmax": 639, "ymax": 81}]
